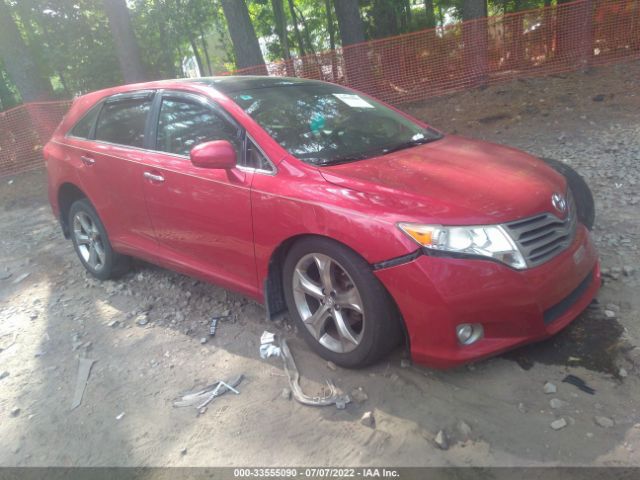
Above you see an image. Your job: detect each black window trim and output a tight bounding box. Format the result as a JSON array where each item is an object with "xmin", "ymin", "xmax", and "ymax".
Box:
[
  {"xmin": 148, "ymin": 89, "xmax": 276, "ymax": 174},
  {"xmin": 65, "ymin": 99, "xmax": 105, "ymax": 141},
  {"xmin": 90, "ymin": 90, "xmax": 157, "ymax": 149}
]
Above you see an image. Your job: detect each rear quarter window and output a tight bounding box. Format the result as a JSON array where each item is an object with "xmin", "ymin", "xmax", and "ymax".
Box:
[
  {"xmin": 68, "ymin": 103, "xmax": 102, "ymax": 139},
  {"xmin": 95, "ymin": 97, "xmax": 152, "ymax": 148}
]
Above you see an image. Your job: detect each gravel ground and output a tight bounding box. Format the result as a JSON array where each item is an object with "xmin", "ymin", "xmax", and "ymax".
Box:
[{"xmin": 0, "ymin": 61, "xmax": 639, "ymax": 467}]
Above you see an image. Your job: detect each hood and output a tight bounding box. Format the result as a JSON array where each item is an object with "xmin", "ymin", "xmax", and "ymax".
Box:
[{"xmin": 319, "ymin": 135, "xmax": 567, "ymax": 225}]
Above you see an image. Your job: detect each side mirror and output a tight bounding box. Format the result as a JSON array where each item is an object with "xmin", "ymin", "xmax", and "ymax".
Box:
[{"xmin": 190, "ymin": 140, "xmax": 236, "ymax": 169}]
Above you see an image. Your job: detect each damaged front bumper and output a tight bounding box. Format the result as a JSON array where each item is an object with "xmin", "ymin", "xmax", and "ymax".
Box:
[{"xmin": 374, "ymin": 225, "xmax": 600, "ymax": 369}]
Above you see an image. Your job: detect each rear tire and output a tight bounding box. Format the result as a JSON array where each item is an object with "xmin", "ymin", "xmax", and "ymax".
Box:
[
  {"xmin": 69, "ymin": 199, "xmax": 130, "ymax": 280},
  {"xmin": 283, "ymin": 237, "xmax": 402, "ymax": 368},
  {"xmin": 542, "ymin": 158, "xmax": 595, "ymax": 230}
]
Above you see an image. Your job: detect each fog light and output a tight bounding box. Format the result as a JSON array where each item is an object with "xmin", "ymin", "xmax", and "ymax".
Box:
[{"xmin": 456, "ymin": 323, "xmax": 484, "ymax": 345}]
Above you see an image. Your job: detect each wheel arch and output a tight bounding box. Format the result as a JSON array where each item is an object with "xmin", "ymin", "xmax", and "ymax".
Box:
[{"xmin": 57, "ymin": 182, "xmax": 88, "ymax": 238}]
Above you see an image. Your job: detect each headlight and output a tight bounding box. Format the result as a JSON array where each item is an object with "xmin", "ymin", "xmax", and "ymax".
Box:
[{"xmin": 398, "ymin": 223, "xmax": 527, "ymax": 269}]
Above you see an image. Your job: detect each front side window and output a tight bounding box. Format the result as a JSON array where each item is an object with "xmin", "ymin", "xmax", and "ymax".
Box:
[
  {"xmin": 229, "ymin": 83, "xmax": 441, "ymax": 166},
  {"xmin": 156, "ymin": 98, "xmax": 241, "ymax": 158},
  {"xmin": 95, "ymin": 97, "xmax": 152, "ymax": 148}
]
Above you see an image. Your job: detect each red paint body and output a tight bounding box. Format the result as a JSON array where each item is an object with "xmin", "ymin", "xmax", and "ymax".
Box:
[{"xmin": 44, "ymin": 78, "xmax": 599, "ymax": 368}]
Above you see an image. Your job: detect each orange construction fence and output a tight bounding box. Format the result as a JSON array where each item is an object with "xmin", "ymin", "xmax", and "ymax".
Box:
[{"xmin": 1, "ymin": 0, "xmax": 639, "ymax": 178}]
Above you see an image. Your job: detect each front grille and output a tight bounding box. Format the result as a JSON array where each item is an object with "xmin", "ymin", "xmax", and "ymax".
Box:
[{"xmin": 504, "ymin": 191, "xmax": 578, "ymax": 268}]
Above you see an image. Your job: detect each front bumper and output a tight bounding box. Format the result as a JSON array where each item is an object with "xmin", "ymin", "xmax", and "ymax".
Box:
[{"xmin": 375, "ymin": 224, "xmax": 600, "ymax": 369}]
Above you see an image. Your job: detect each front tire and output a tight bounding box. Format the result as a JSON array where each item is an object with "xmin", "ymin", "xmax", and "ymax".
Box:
[
  {"xmin": 283, "ymin": 237, "xmax": 402, "ymax": 368},
  {"xmin": 69, "ymin": 199, "xmax": 130, "ymax": 280}
]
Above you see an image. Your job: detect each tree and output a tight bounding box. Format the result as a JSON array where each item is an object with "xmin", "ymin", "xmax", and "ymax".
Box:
[
  {"xmin": 462, "ymin": 0, "xmax": 489, "ymax": 86},
  {"xmin": 102, "ymin": 0, "xmax": 147, "ymax": 83},
  {"xmin": 424, "ymin": 0, "xmax": 436, "ymax": 29},
  {"xmin": 334, "ymin": 0, "xmax": 365, "ymax": 46},
  {"xmin": 0, "ymin": 0, "xmax": 53, "ymax": 102},
  {"xmin": 220, "ymin": 0, "xmax": 267, "ymax": 73}
]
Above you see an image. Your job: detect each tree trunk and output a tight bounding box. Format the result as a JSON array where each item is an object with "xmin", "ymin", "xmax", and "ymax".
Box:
[
  {"xmin": 0, "ymin": 0, "xmax": 52, "ymax": 102},
  {"xmin": 102, "ymin": 0, "xmax": 147, "ymax": 83},
  {"xmin": 199, "ymin": 26, "xmax": 213, "ymax": 76},
  {"xmin": 324, "ymin": 0, "xmax": 338, "ymax": 81},
  {"xmin": 333, "ymin": 0, "xmax": 367, "ymax": 89},
  {"xmin": 287, "ymin": 0, "xmax": 306, "ymax": 57},
  {"xmin": 155, "ymin": 0, "xmax": 177, "ymax": 77},
  {"xmin": 220, "ymin": 0, "xmax": 267, "ymax": 73},
  {"xmin": 462, "ymin": 0, "xmax": 489, "ymax": 87},
  {"xmin": 271, "ymin": 0, "xmax": 292, "ymax": 68},
  {"xmin": 189, "ymin": 36, "xmax": 205, "ymax": 76},
  {"xmin": 333, "ymin": 0, "xmax": 365, "ymax": 46},
  {"xmin": 424, "ymin": 0, "xmax": 436, "ymax": 29}
]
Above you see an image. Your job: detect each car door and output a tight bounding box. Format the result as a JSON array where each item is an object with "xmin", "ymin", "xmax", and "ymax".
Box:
[
  {"xmin": 73, "ymin": 91, "xmax": 157, "ymax": 252},
  {"xmin": 140, "ymin": 90, "xmax": 258, "ymax": 297}
]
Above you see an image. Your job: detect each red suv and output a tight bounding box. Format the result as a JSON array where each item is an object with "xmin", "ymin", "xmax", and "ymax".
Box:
[{"xmin": 45, "ymin": 77, "xmax": 600, "ymax": 368}]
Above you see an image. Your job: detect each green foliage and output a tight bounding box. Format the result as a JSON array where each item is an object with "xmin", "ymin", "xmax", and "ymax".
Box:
[{"xmin": 0, "ymin": 0, "xmax": 560, "ymax": 108}]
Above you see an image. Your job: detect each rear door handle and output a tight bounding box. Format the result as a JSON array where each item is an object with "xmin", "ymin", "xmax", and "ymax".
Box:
[
  {"xmin": 80, "ymin": 155, "xmax": 95, "ymax": 166},
  {"xmin": 143, "ymin": 171, "xmax": 165, "ymax": 183}
]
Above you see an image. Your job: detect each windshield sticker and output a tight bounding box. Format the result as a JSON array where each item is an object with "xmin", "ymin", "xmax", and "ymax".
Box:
[{"xmin": 332, "ymin": 93, "xmax": 374, "ymax": 109}]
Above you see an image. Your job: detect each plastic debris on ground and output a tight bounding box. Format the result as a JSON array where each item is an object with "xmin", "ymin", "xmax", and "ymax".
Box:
[
  {"xmin": 71, "ymin": 357, "xmax": 96, "ymax": 410},
  {"xmin": 562, "ymin": 374, "xmax": 596, "ymax": 395},
  {"xmin": 174, "ymin": 374, "xmax": 243, "ymax": 410},
  {"xmin": 259, "ymin": 330, "xmax": 281, "ymax": 358},
  {"xmin": 209, "ymin": 313, "xmax": 236, "ymax": 337}
]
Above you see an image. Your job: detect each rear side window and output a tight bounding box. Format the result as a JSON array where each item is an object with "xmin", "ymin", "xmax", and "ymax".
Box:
[
  {"xmin": 69, "ymin": 103, "xmax": 101, "ymax": 139},
  {"xmin": 95, "ymin": 97, "xmax": 152, "ymax": 148},
  {"xmin": 156, "ymin": 98, "xmax": 241, "ymax": 157}
]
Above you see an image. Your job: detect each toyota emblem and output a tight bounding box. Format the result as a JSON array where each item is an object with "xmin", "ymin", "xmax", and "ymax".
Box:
[{"xmin": 551, "ymin": 192, "xmax": 567, "ymax": 214}]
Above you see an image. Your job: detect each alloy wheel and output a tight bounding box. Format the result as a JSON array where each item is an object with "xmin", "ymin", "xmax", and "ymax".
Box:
[
  {"xmin": 292, "ymin": 253, "xmax": 365, "ymax": 353},
  {"xmin": 72, "ymin": 211, "xmax": 106, "ymax": 271}
]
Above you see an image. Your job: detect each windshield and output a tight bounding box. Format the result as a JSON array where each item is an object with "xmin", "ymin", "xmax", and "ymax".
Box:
[{"xmin": 228, "ymin": 83, "xmax": 441, "ymax": 166}]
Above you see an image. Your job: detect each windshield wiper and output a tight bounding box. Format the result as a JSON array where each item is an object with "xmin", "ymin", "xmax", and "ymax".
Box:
[
  {"xmin": 314, "ymin": 134, "xmax": 442, "ymax": 167},
  {"xmin": 380, "ymin": 136, "xmax": 439, "ymax": 155}
]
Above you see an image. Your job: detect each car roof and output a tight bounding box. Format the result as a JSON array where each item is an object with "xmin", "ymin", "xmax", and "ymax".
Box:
[{"xmin": 184, "ymin": 75, "xmax": 327, "ymax": 94}]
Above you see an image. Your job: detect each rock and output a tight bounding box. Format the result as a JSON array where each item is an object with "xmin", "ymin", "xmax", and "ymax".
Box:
[
  {"xmin": 360, "ymin": 411, "xmax": 375, "ymax": 428},
  {"xmin": 619, "ymin": 368, "xmax": 628, "ymax": 378},
  {"xmin": 457, "ymin": 420, "xmax": 472, "ymax": 440},
  {"xmin": 594, "ymin": 416, "xmax": 614, "ymax": 428},
  {"xmin": 434, "ymin": 430, "xmax": 449, "ymax": 450},
  {"xmin": 604, "ymin": 310, "xmax": 617, "ymax": 319},
  {"xmin": 543, "ymin": 382, "xmax": 557, "ymax": 394},
  {"xmin": 623, "ymin": 266, "xmax": 635, "ymax": 277},
  {"xmin": 517, "ymin": 402, "xmax": 527, "ymax": 413},
  {"xmin": 180, "ymin": 448, "xmax": 188, "ymax": 456},
  {"xmin": 0, "ymin": 371, "xmax": 9, "ymax": 381},
  {"xmin": 135, "ymin": 313, "xmax": 149, "ymax": 326},
  {"xmin": 10, "ymin": 407, "xmax": 21, "ymax": 417},
  {"xmin": 199, "ymin": 337, "xmax": 207, "ymax": 344},
  {"xmin": 326, "ymin": 361, "xmax": 337, "ymax": 371},
  {"xmin": 592, "ymin": 94, "xmax": 606, "ymax": 102},
  {"xmin": 550, "ymin": 418, "xmax": 567, "ymax": 430},
  {"xmin": 281, "ymin": 387, "xmax": 291, "ymax": 400},
  {"xmin": 550, "ymin": 398, "xmax": 568, "ymax": 409},
  {"xmin": 350, "ymin": 387, "xmax": 368, "ymax": 404},
  {"xmin": 107, "ymin": 320, "xmax": 119, "ymax": 328},
  {"xmin": 400, "ymin": 359, "xmax": 411, "ymax": 368}
]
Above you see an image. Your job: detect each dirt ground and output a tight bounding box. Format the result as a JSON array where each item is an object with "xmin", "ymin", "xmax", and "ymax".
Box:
[{"xmin": 1, "ymin": 61, "xmax": 639, "ymax": 467}]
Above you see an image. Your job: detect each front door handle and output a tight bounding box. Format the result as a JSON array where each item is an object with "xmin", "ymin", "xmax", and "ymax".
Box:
[
  {"xmin": 80, "ymin": 155, "xmax": 95, "ymax": 166},
  {"xmin": 143, "ymin": 171, "xmax": 165, "ymax": 183}
]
